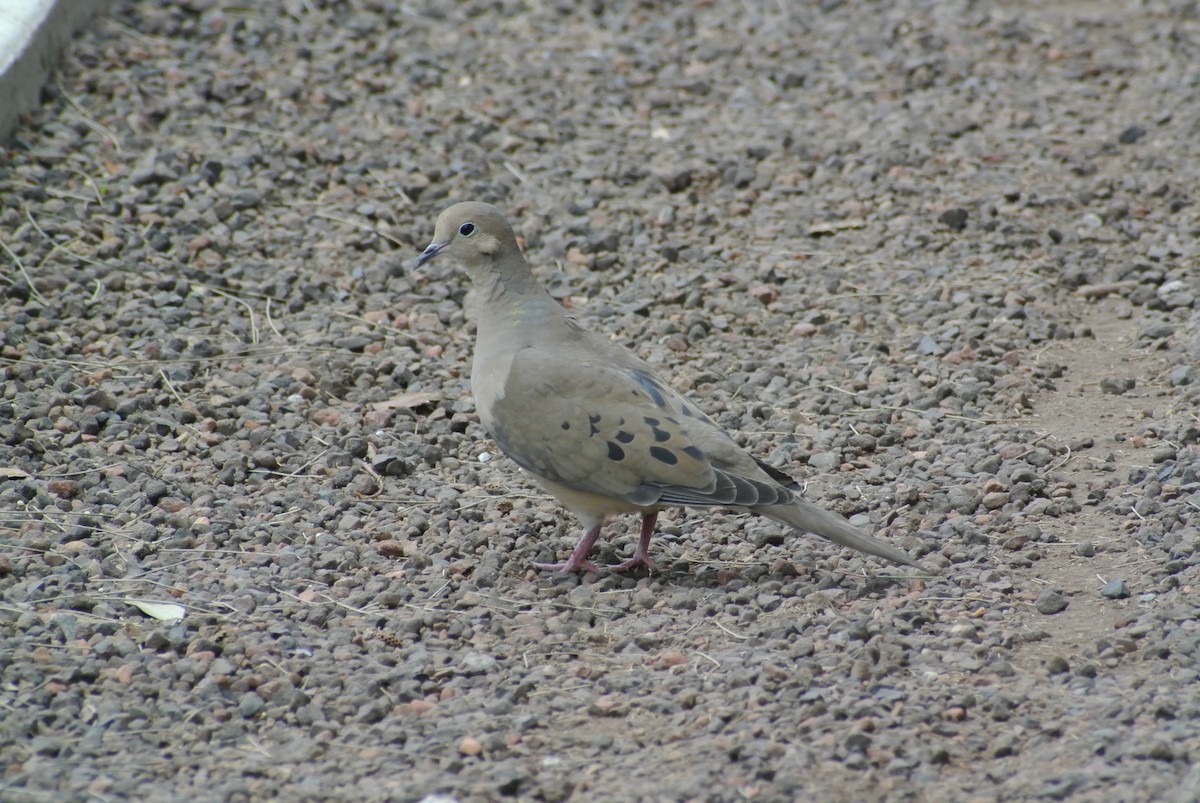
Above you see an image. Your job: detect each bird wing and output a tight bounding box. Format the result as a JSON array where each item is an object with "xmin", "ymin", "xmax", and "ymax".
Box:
[{"xmin": 485, "ymin": 335, "xmax": 794, "ymax": 511}]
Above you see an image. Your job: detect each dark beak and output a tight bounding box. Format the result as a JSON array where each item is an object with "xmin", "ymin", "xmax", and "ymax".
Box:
[{"xmin": 413, "ymin": 241, "xmax": 449, "ymax": 270}]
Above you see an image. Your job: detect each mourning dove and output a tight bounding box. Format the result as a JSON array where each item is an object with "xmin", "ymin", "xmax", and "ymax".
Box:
[{"xmin": 415, "ymin": 202, "xmax": 921, "ymax": 573}]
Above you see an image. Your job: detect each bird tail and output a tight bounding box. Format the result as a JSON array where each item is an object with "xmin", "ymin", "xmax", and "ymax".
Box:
[{"xmin": 764, "ymin": 500, "xmax": 922, "ymax": 569}]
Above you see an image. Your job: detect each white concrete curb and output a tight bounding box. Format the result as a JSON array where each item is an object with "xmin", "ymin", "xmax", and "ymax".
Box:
[{"xmin": 0, "ymin": 0, "xmax": 107, "ymax": 143}]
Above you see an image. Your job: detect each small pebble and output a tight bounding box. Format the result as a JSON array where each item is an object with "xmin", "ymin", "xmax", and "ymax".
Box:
[
  {"xmin": 657, "ymin": 651, "xmax": 688, "ymax": 667},
  {"xmin": 238, "ymin": 692, "xmax": 265, "ymax": 718},
  {"xmin": 1099, "ymin": 376, "xmax": 1133, "ymax": 395},
  {"xmin": 1169, "ymin": 365, "xmax": 1195, "ymax": 386},
  {"xmin": 1117, "ymin": 125, "xmax": 1146, "ymax": 144},
  {"xmin": 459, "ymin": 652, "xmax": 500, "ymax": 675},
  {"xmin": 1036, "ymin": 589, "xmax": 1069, "ymax": 615},
  {"xmin": 1100, "ymin": 579, "xmax": 1130, "ymax": 599},
  {"xmin": 939, "ymin": 208, "xmax": 969, "ymax": 230}
]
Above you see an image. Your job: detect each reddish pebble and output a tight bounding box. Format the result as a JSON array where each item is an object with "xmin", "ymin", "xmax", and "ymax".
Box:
[
  {"xmin": 749, "ymin": 284, "xmax": 778, "ymax": 304},
  {"xmin": 47, "ymin": 479, "xmax": 79, "ymax": 498},
  {"xmin": 407, "ymin": 700, "xmax": 436, "ymax": 715},
  {"xmin": 375, "ymin": 540, "xmax": 407, "ymax": 557},
  {"xmin": 312, "ymin": 408, "xmax": 342, "ymax": 426},
  {"xmin": 657, "ymin": 651, "xmax": 688, "ymax": 667},
  {"xmin": 363, "ymin": 409, "xmax": 392, "ymax": 427}
]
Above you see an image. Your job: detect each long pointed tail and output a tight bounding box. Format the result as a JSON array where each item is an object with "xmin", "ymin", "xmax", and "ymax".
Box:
[{"xmin": 764, "ymin": 500, "xmax": 922, "ymax": 568}]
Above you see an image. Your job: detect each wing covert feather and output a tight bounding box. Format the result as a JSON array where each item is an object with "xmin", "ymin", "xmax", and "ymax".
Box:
[{"xmin": 487, "ymin": 347, "xmax": 796, "ymax": 510}]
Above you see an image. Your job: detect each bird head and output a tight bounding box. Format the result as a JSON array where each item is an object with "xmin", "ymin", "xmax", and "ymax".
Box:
[{"xmin": 413, "ymin": 202, "xmax": 516, "ymax": 272}]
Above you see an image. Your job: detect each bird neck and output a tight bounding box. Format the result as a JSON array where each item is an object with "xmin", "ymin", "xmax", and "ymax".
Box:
[{"xmin": 470, "ymin": 255, "xmax": 550, "ymax": 306}]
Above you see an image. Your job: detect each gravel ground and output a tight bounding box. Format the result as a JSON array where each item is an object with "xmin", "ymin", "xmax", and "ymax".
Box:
[{"xmin": 2, "ymin": 1, "xmax": 1200, "ymax": 801}]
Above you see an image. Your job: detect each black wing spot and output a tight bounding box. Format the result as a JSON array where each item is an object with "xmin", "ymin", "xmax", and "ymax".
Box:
[
  {"xmin": 588, "ymin": 413, "xmax": 601, "ymax": 436},
  {"xmin": 755, "ymin": 458, "xmax": 801, "ymax": 490},
  {"xmin": 682, "ymin": 445, "xmax": 704, "ymax": 461},
  {"xmin": 666, "ymin": 416, "xmax": 679, "ymax": 425},
  {"xmin": 649, "ymin": 446, "xmax": 678, "ymax": 465},
  {"xmin": 681, "ymin": 405, "xmax": 695, "ymax": 417},
  {"xmin": 633, "ymin": 369, "xmax": 668, "ymax": 407},
  {"xmin": 651, "ymin": 427, "xmax": 671, "ymax": 442},
  {"xmin": 643, "ymin": 416, "xmax": 660, "ymax": 427},
  {"xmin": 561, "ymin": 421, "xmax": 570, "ymax": 430},
  {"xmin": 607, "ymin": 441, "xmax": 625, "ymax": 461},
  {"xmin": 615, "ymin": 430, "xmax": 635, "ymax": 444}
]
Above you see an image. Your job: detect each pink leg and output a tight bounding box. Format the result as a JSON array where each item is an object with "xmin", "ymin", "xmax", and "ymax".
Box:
[
  {"xmin": 533, "ymin": 524, "xmax": 604, "ymax": 573},
  {"xmin": 609, "ymin": 512, "xmax": 658, "ymax": 571}
]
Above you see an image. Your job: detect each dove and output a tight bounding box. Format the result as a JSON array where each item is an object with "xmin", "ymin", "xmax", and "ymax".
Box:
[{"xmin": 414, "ymin": 202, "xmax": 921, "ymax": 573}]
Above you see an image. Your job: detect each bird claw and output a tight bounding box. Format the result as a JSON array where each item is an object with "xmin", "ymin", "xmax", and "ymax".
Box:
[
  {"xmin": 608, "ymin": 552, "xmax": 656, "ymax": 572},
  {"xmin": 533, "ymin": 553, "xmax": 656, "ymax": 574},
  {"xmin": 533, "ymin": 558, "xmax": 604, "ymax": 574},
  {"xmin": 535, "ymin": 515, "xmax": 658, "ymax": 574}
]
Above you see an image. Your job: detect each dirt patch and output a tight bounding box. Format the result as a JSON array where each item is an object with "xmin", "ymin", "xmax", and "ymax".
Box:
[{"xmin": 998, "ymin": 295, "xmax": 1184, "ymax": 668}]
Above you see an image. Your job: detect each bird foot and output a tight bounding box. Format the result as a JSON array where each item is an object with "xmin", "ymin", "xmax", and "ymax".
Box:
[
  {"xmin": 534, "ymin": 515, "xmax": 659, "ymax": 574},
  {"xmin": 607, "ymin": 552, "xmax": 656, "ymax": 572},
  {"xmin": 533, "ymin": 558, "xmax": 604, "ymax": 574},
  {"xmin": 532, "ymin": 553, "xmax": 656, "ymax": 573}
]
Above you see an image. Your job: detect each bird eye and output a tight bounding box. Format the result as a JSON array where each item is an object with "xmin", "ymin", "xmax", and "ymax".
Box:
[{"xmin": 458, "ymin": 222, "xmax": 475, "ymax": 236}]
